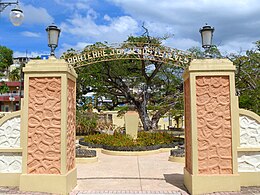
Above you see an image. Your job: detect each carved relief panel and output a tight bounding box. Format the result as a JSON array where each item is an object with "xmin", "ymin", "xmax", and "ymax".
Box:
[
  {"xmin": 27, "ymin": 77, "xmax": 61, "ymax": 174},
  {"xmin": 196, "ymin": 76, "xmax": 233, "ymax": 174}
]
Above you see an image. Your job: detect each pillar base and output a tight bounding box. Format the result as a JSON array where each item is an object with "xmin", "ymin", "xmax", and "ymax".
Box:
[
  {"xmin": 0, "ymin": 173, "xmax": 20, "ymax": 186},
  {"xmin": 19, "ymin": 168, "xmax": 77, "ymax": 195},
  {"xmin": 239, "ymin": 172, "xmax": 260, "ymax": 186},
  {"xmin": 184, "ymin": 168, "xmax": 240, "ymax": 195}
]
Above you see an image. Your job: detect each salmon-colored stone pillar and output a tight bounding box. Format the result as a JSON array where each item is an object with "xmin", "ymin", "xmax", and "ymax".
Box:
[
  {"xmin": 19, "ymin": 57, "xmax": 77, "ymax": 195},
  {"xmin": 183, "ymin": 59, "xmax": 240, "ymax": 195}
]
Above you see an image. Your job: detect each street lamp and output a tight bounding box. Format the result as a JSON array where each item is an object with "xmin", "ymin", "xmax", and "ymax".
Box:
[
  {"xmin": 46, "ymin": 24, "xmax": 61, "ymax": 57},
  {"xmin": 199, "ymin": 24, "xmax": 214, "ymax": 57},
  {"xmin": 0, "ymin": 0, "xmax": 24, "ymax": 26}
]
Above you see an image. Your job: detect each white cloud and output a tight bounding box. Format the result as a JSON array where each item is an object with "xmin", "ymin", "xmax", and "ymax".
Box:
[
  {"xmin": 9, "ymin": 0, "xmax": 258, "ymax": 56},
  {"xmin": 21, "ymin": 31, "xmax": 41, "ymax": 38},
  {"xmin": 219, "ymin": 40, "xmax": 256, "ymax": 55},
  {"xmin": 21, "ymin": 4, "xmax": 54, "ymax": 25},
  {"xmin": 164, "ymin": 38, "xmax": 201, "ymax": 51},
  {"xmin": 61, "ymin": 42, "xmax": 92, "ymax": 52},
  {"xmin": 108, "ymin": 0, "xmax": 260, "ymax": 53},
  {"xmin": 104, "ymin": 15, "xmax": 112, "ymax": 21},
  {"xmin": 61, "ymin": 12, "xmax": 139, "ymax": 43},
  {"xmin": 54, "ymin": 42, "xmax": 93, "ymax": 58},
  {"xmin": 54, "ymin": 0, "xmax": 91, "ymax": 10}
]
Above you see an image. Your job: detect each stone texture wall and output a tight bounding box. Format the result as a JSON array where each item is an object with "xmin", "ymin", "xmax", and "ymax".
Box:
[
  {"xmin": 0, "ymin": 114, "xmax": 22, "ymax": 173},
  {"xmin": 0, "ymin": 117, "xmax": 20, "ymax": 148},
  {"xmin": 184, "ymin": 78, "xmax": 192, "ymax": 174},
  {"xmin": 238, "ymin": 113, "xmax": 260, "ymax": 172},
  {"xmin": 196, "ymin": 76, "xmax": 232, "ymax": 174},
  {"xmin": 238, "ymin": 151, "xmax": 260, "ymax": 172},
  {"xmin": 240, "ymin": 115, "xmax": 260, "ymax": 147},
  {"xmin": 0, "ymin": 152, "xmax": 22, "ymax": 173},
  {"xmin": 27, "ymin": 77, "xmax": 61, "ymax": 174},
  {"xmin": 66, "ymin": 79, "xmax": 76, "ymax": 171}
]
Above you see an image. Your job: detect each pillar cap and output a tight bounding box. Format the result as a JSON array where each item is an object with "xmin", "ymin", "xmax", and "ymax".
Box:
[
  {"xmin": 23, "ymin": 58, "xmax": 77, "ymax": 78},
  {"xmin": 188, "ymin": 58, "xmax": 235, "ymax": 72}
]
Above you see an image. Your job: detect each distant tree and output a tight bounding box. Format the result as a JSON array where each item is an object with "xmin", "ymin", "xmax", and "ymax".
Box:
[
  {"xmin": 187, "ymin": 46, "xmax": 204, "ymax": 58},
  {"xmin": 187, "ymin": 45, "xmax": 222, "ymax": 58},
  {"xmin": 9, "ymin": 68, "xmax": 20, "ymax": 81},
  {"xmin": 0, "ymin": 46, "xmax": 13, "ymax": 77},
  {"xmin": 0, "ymin": 81, "xmax": 9, "ymax": 94},
  {"xmin": 229, "ymin": 41, "xmax": 260, "ymax": 115}
]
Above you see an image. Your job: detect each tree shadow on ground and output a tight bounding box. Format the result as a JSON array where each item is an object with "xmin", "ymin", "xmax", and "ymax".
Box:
[{"xmin": 164, "ymin": 173, "xmax": 189, "ymax": 193}]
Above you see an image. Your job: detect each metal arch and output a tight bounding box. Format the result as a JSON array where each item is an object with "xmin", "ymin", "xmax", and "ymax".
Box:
[{"xmin": 63, "ymin": 42, "xmax": 194, "ymax": 69}]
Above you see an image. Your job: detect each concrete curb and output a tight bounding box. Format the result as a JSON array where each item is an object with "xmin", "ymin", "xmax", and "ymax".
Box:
[
  {"xmin": 168, "ymin": 156, "xmax": 185, "ymax": 163},
  {"xmin": 76, "ymin": 156, "xmax": 98, "ymax": 163},
  {"xmin": 101, "ymin": 148, "xmax": 173, "ymax": 156}
]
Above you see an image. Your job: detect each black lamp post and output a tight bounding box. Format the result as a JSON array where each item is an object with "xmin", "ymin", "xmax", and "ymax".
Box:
[
  {"xmin": 0, "ymin": 0, "xmax": 24, "ymax": 26},
  {"xmin": 199, "ymin": 24, "xmax": 214, "ymax": 57},
  {"xmin": 46, "ymin": 24, "xmax": 61, "ymax": 57}
]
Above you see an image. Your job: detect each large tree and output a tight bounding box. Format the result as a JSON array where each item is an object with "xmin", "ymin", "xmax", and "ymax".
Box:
[{"xmin": 63, "ymin": 36, "xmax": 190, "ymax": 131}]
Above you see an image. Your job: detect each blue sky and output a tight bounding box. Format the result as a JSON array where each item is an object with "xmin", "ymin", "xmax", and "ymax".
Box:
[{"xmin": 1, "ymin": 0, "xmax": 260, "ymax": 58}]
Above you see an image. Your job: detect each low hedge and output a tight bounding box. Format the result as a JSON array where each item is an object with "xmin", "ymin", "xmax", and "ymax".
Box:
[{"xmin": 80, "ymin": 131, "xmax": 184, "ymax": 151}]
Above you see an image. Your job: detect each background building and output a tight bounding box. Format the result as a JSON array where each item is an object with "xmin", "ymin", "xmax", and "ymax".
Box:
[{"xmin": 0, "ymin": 56, "xmax": 48, "ymax": 112}]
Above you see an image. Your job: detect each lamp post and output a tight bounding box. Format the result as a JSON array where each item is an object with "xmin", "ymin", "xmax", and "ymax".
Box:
[
  {"xmin": 199, "ymin": 24, "xmax": 214, "ymax": 57},
  {"xmin": 0, "ymin": 0, "xmax": 24, "ymax": 26},
  {"xmin": 9, "ymin": 94, "xmax": 15, "ymax": 112},
  {"xmin": 46, "ymin": 24, "xmax": 61, "ymax": 57}
]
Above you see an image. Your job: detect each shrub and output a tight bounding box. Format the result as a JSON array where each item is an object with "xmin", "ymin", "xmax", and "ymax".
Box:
[
  {"xmin": 76, "ymin": 110, "xmax": 98, "ymax": 135},
  {"xmin": 83, "ymin": 131, "xmax": 183, "ymax": 148}
]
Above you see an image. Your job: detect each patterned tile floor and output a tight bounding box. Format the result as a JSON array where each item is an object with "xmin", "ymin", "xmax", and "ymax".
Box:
[{"xmin": 1, "ymin": 187, "xmax": 260, "ymax": 195}]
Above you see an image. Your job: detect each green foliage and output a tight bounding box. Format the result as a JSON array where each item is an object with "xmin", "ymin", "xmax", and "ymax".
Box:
[
  {"xmin": 207, "ymin": 45, "xmax": 222, "ymax": 58},
  {"xmin": 0, "ymin": 46, "xmax": 13, "ymax": 74},
  {"xmin": 76, "ymin": 110, "xmax": 98, "ymax": 135},
  {"xmin": 84, "ymin": 131, "xmax": 183, "ymax": 147},
  {"xmin": 255, "ymin": 40, "xmax": 260, "ymax": 51},
  {"xmin": 187, "ymin": 45, "xmax": 222, "ymax": 58},
  {"xmin": 187, "ymin": 46, "xmax": 204, "ymax": 58},
  {"xmin": 9, "ymin": 68, "xmax": 20, "ymax": 81},
  {"xmin": 0, "ymin": 81, "xmax": 9, "ymax": 94},
  {"xmin": 229, "ymin": 43, "xmax": 260, "ymax": 115},
  {"xmin": 63, "ymin": 35, "xmax": 189, "ymax": 130}
]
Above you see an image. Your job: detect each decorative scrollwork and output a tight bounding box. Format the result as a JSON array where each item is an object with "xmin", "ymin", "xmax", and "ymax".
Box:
[{"xmin": 63, "ymin": 42, "xmax": 194, "ymax": 68}]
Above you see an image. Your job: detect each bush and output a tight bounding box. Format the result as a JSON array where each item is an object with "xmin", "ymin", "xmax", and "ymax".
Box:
[
  {"xmin": 83, "ymin": 131, "xmax": 184, "ymax": 149},
  {"xmin": 76, "ymin": 110, "xmax": 98, "ymax": 135}
]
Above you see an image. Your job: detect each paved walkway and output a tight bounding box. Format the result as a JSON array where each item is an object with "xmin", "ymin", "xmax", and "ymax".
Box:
[
  {"xmin": 73, "ymin": 150, "xmax": 187, "ymax": 194},
  {"xmin": 1, "ymin": 150, "xmax": 260, "ymax": 195}
]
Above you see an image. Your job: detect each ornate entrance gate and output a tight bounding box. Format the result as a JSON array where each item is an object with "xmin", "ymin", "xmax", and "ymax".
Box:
[{"xmin": 0, "ymin": 42, "xmax": 259, "ymax": 195}]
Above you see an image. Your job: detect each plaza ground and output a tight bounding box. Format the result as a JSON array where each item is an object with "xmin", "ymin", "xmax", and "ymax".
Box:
[{"xmin": 0, "ymin": 150, "xmax": 260, "ymax": 195}]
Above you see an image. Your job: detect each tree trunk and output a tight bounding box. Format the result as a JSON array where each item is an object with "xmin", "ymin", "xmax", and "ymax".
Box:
[
  {"xmin": 151, "ymin": 106, "xmax": 172, "ymax": 131},
  {"xmin": 134, "ymin": 99, "xmax": 153, "ymax": 131},
  {"xmin": 151, "ymin": 115, "xmax": 160, "ymax": 130}
]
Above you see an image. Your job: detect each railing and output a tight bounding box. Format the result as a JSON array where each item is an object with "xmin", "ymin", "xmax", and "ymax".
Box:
[{"xmin": 0, "ymin": 92, "xmax": 24, "ymax": 97}]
